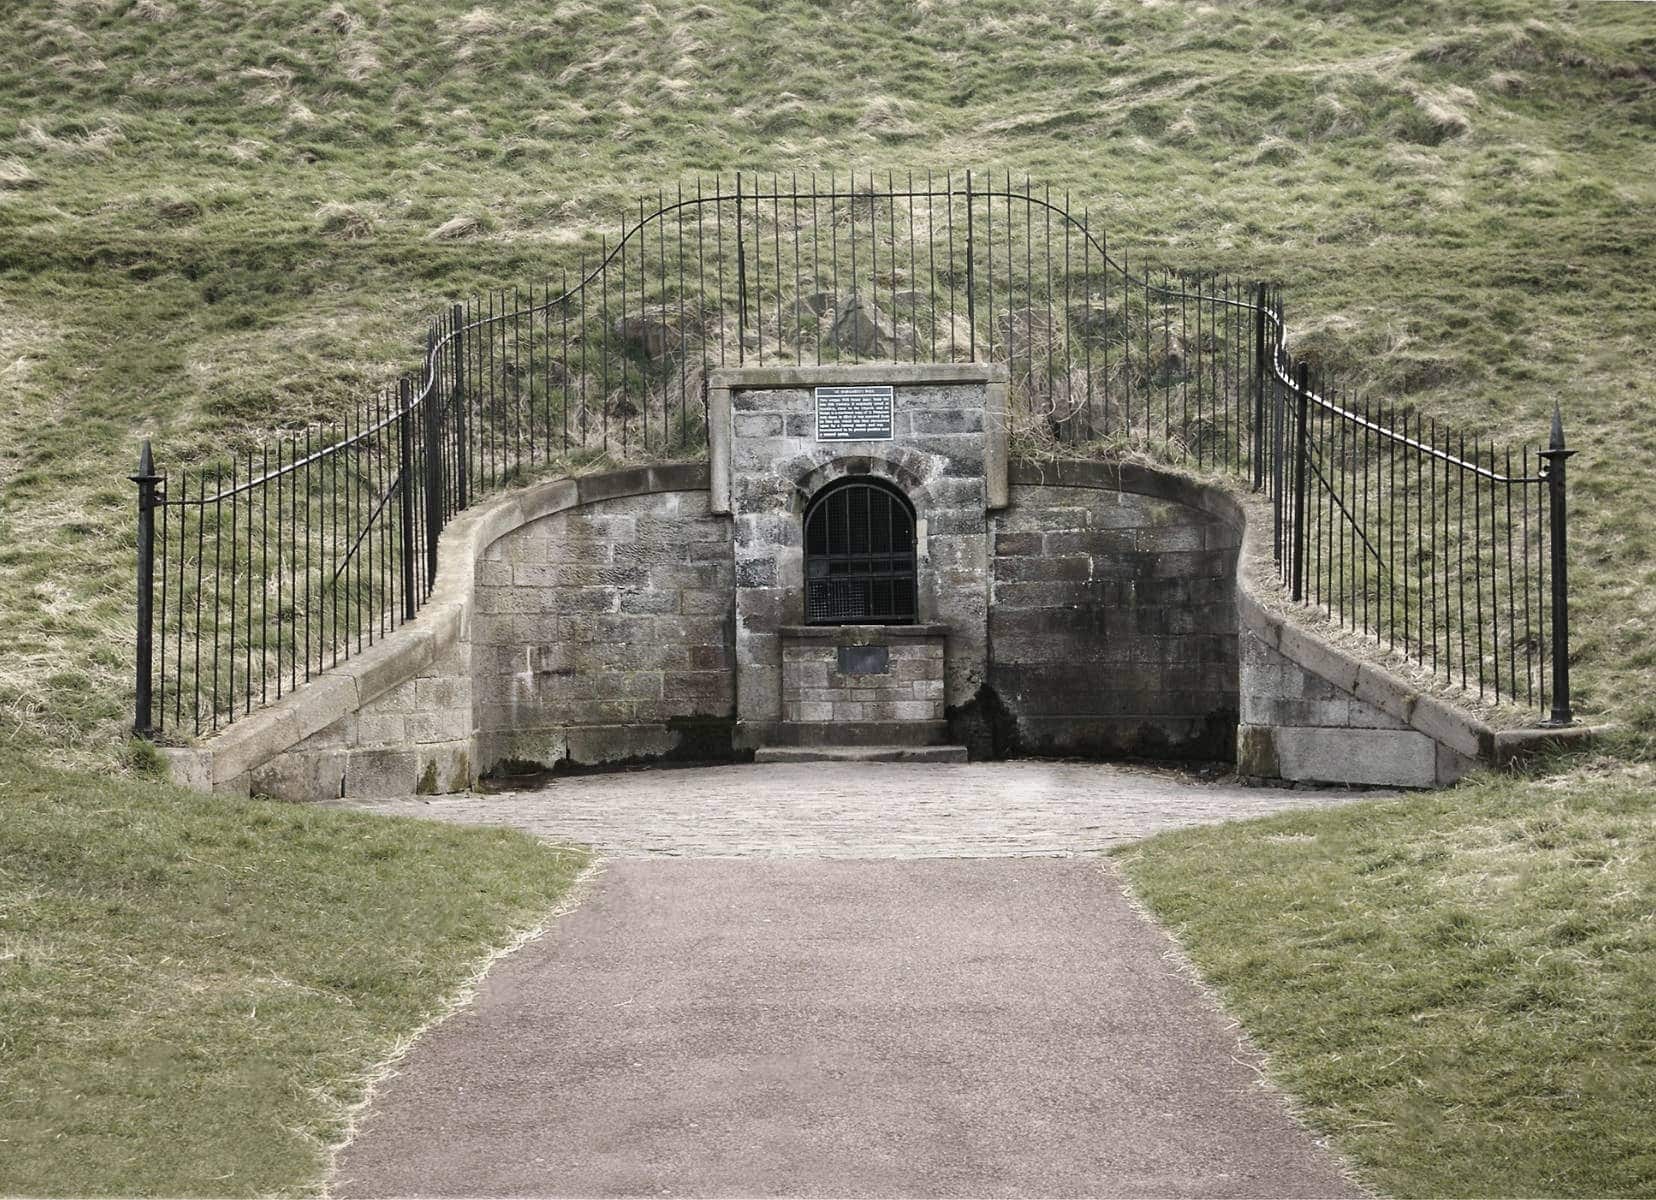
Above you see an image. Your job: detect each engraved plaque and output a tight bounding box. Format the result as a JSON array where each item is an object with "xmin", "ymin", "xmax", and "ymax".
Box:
[
  {"xmin": 815, "ymin": 385, "xmax": 895, "ymax": 441},
  {"xmin": 837, "ymin": 644, "xmax": 890, "ymax": 675}
]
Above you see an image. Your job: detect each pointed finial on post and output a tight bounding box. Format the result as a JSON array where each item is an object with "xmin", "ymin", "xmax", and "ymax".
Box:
[
  {"xmin": 1550, "ymin": 402, "xmax": 1566, "ymax": 452},
  {"xmin": 132, "ymin": 438, "xmax": 158, "ymax": 485}
]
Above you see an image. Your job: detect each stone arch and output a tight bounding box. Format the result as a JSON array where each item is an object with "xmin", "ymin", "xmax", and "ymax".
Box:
[{"xmin": 785, "ymin": 452, "xmax": 935, "ymax": 516}]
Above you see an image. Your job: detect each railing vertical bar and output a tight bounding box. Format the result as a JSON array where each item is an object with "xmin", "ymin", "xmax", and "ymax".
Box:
[
  {"xmin": 158, "ymin": 467, "xmax": 169, "ymax": 734},
  {"xmin": 911, "ymin": 171, "xmax": 921, "ymax": 366},
  {"xmin": 945, "ymin": 173, "xmax": 957, "ymax": 363},
  {"xmin": 600, "ymin": 239, "xmax": 611, "ymax": 453},
  {"xmin": 1361, "ymin": 396, "xmax": 1371, "ymax": 639},
  {"xmin": 793, "ymin": 174, "xmax": 804, "ymax": 369},
  {"xmin": 1291, "ymin": 361, "xmax": 1309, "ymax": 603},
  {"xmin": 810, "ymin": 174, "xmax": 823, "ymax": 368},
  {"xmin": 1521, "ymin": 442, "xmax": 1534, "ymax": 706},
  {"xmin": 964, "ymin": 170, "xmax": 975, "ymax": 360},
  {"xmin": 1061, "ymin": 193, "xmax": 1071, "ymax": 437},
  {"xmin": 1082, "ymin": 210, "xmax": 1093, "ymax": 436},
  {"xmin": 226, "ymin": 455, "xmax": 239, "ymax": 722},
  {"xmin": 1473, "ymin": 435, "xmax": 1485, "ymax": 699},
  {"xmin": 192, "ymin": 470, "xmax": 206, "ymax": 732},
  {"xmin": 985, "ymin": 174, "xmax": 995, "ymax": 364},
  {"xmin": 621, "ymin": 216, "xmax": 632, "ymax": 449}
]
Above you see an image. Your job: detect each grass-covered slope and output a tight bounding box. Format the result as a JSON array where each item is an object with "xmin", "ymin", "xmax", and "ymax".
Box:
[
  {"xmin": 1, "ymin": 0, "xmax": 1652, "ymax": 765},
  {"xmin": 0, "ymin": 762, "xmax": 587, "ymax": 1196},
  {"xmin": 1118, "ymin": 766, "xmax": 1656, "ymax": 1198}
]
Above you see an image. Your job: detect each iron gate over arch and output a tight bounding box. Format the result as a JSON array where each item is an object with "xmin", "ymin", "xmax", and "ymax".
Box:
[
  {"xmin": 804, "ymin": 477, "xmax": 919, "ymax": 626},
  {"xmin": 130, "ymin": 172, "xmax": 1578, "ymax": 740}
]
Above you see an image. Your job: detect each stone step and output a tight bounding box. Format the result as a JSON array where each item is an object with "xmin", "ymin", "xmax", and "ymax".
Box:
[
  {"xmin": 752, "ymin": 745, "xmax": 969, "ymax": 764},
  {"xmin": 763, "ymin": 720, "xmax": 952, "ymax": 748}
]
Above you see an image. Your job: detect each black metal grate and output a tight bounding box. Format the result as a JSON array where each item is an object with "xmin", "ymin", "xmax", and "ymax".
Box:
[{"xmin": 805, "ymin": 479, "xmax": 917, "ymax": 625}]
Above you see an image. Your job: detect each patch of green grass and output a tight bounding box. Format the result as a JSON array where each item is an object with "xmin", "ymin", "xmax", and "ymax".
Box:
[
  {"xmin": 0, "ymin": 761, "xmax": 587, "ymax": 1196},
  {"xmin": 1116, "ymin": 768, "xmax": 1656, "ymax": 1198},
  {"xmin": 1, "ymin": 0, "xmax": 1653, "ymax": 764}
]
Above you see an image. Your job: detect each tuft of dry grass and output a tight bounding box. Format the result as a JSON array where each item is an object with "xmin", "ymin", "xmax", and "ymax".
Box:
[
  {"xmin": 429, "ymin": 213, "xmax": 489, "ymax": 240},
  {"xmin": 0, "ymin": 156, "xmax": 43, "ymax": 189},
  {"xmin": 1409, "ymin": 85, "xmax": 1476, "ymax": 141},
  {"xmin": 152, "ymin": 191, "xmax": 201, "ymax": 221},
  {"xmin": 316, "ymin": 201, "xmax": 373, "ymax": 240},
  {"xmin": 857, "ymin": 96, "xmax": 925, "ymax": 143},
  {"xmin": 457, "ymin": 5, "xmax": 501, "ymax": 35},
  {"xmin": 21, "ymin": 119, "xmax": 122, "ymax": 159}
]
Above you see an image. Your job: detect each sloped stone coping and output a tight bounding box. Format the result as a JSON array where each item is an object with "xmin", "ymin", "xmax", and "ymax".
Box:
[
  {"xmin": 1009, "ymin": 458, "xmax": 1598, "ymax": 782},
  {"xmin": 161, "ymin": 463, "xmax": 709, "ymax": 796}
]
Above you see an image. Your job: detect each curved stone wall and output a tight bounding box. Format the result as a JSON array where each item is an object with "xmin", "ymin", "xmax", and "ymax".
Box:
[
  {"xmin": 472, "ymin": 484, "xmax": 735, "ymax": 772},
  {"xmin": 161, "ymin": 454, "xmax": 1541, "ymax": 801}
]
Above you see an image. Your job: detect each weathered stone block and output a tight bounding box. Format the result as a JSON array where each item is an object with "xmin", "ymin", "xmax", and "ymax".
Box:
[
  {"xmin": 1272, "ymin": 726, "xmax": 1436, "ymax": 788},
  {"xmin": 252, "ymin": 750, "xmax": 347, "ymax": 802},
  {"xmin": 343, "ymin": 748, "xmax": 419, "ymax": 798},
  {"xmin": 355, "ymin": 712, "xmax": 408, "ymax": 746},
  {"xmin": 407, "ymin": 708, "xmax": 472, "ymax": 745}
]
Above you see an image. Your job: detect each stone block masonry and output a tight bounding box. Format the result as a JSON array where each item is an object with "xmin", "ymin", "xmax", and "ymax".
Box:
[
  {"xmin": 709, "ymin": 362, "xmax": 1007, "ymax": 752},
  {"xmin": 989, "ymin": 470, "xmax": 1240, "ymax": 761},
  {"xmin": 472, "ymin": 487, "xmax": 736, "ymax": 771},
  {"xmin": 780, "ymin": 626, "xmax": 947, "ymax": 723},
  {"xmin": 159, "ymin": 405, "xmax": 1538, "ymax": 798}
]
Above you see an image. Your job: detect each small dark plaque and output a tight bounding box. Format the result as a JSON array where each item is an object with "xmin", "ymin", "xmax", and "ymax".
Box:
[
  {"xmin": 837, "ymin": 644, "xmax": 890, "ymax": 675},
  {"xmin": 815, "ymin": 385, "xmax": 894, "ymax": 442}
]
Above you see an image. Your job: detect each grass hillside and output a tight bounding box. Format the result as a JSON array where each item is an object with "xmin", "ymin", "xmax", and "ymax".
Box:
[
  {"xmin": 0, "ymin": 761, "xmax": 587, "ymax": 1195},
  {"xmin": 1121, "ymin": 767, "xmax": 1656, "ymax": 1198},
  {"xmin": 1, "ymin": 0, "xmax": 1653, "ymax": 765},
  {"xmin": 2, "ymin": 7, "xmax": 1653, "ymax": 1194}
]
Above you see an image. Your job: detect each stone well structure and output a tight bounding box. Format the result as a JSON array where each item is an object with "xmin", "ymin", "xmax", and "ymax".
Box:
[{"xmin": 164, "ymin": 362, "xmax": 1541, "ymax": 801}]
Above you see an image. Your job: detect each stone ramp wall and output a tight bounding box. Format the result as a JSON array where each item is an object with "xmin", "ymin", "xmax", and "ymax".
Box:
[
  {"xmin": 1236, "ymin": 619, "xmax": 1478, "ymax": 788},
  {"xmin": 160, "ymin": 464, "xmax": 717, "ymax": 800}
]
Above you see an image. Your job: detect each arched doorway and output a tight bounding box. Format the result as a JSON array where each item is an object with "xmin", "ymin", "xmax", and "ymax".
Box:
[{"xmin": 803, "ymin": 477, "xmax": 917, "ymax": 625}]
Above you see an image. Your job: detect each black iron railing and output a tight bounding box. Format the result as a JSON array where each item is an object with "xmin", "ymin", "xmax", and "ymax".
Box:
[{"xmin": 131, "ymin": 173, "xmax": 1574, "ymax": 740}]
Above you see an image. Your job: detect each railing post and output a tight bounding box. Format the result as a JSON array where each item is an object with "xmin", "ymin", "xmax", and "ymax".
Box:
[
  {"xmin": 131, "ymin": 439, "xmax": 161, "ymax": 738},
  {"xmin": 965, "ymin": 169, "xmax": 976, "ymax": 360},
  {"xmin": 1290, "ymin": 359, "xmax": 1311, "ymax": 602},
  {"xmin": 1540, "ymin": 404, "xmax": 1575, "ymax": 725},
  {"xmin": 1252, "ymin": 282, "xmax": 1267, "ymax": 491},
  {"xmin": 452, "ymin": 303, "xmax": 468, "ymax": 510},
  {"xmin": 397, "ymin": 377, "xmax": 417, "ymax": 621}
]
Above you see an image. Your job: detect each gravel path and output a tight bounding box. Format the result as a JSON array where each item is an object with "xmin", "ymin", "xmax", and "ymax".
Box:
[{"xmin": 333, "ymin": 760, "xmax": 1372, "ymax": 858}]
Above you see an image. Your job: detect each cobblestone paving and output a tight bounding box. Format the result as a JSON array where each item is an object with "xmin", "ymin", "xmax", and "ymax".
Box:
[{"xmin": 333, "ymin": 761, "xmax": 1377, "ymax": 857}]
